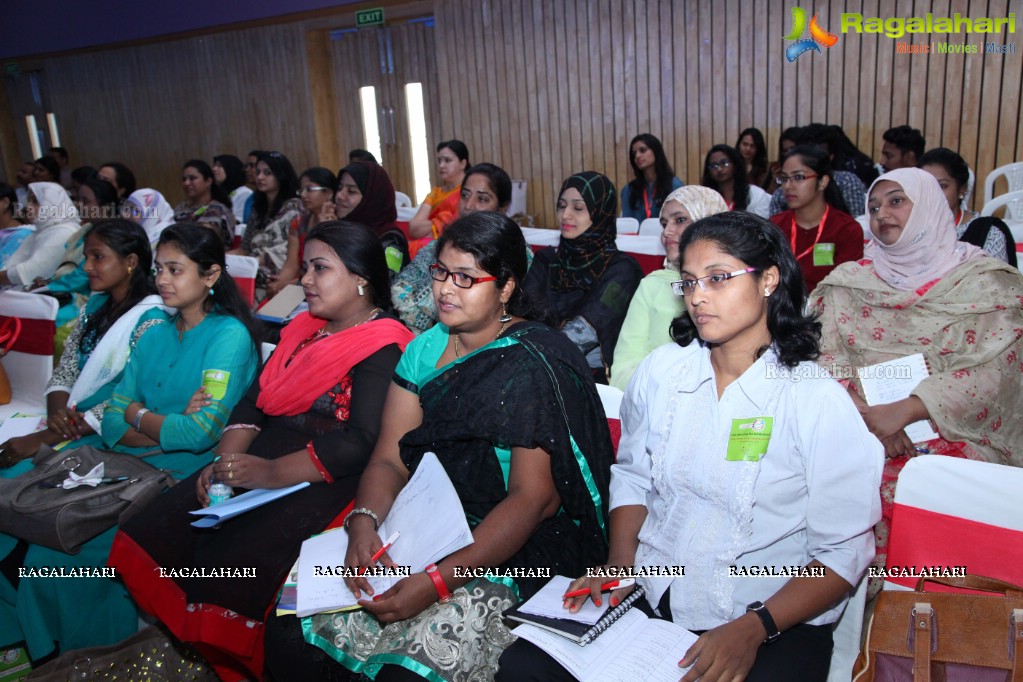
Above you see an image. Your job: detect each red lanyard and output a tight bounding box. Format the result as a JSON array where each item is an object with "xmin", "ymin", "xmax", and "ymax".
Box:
[
  {"xmin": 642, "ymin": 186, "xmax": 653, "ymax": 219},
  {"xmin": 790, "ymin": 205, "xmax": 830, "ymax": 261},
  {"xmin": 954, "ymin": 209, "xmax": 963, "ymax": 226}
]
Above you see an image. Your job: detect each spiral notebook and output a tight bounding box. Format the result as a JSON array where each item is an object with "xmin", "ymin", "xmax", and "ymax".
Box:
[{"xmin": 504, "ymin": 575, "xmax": 647, "ymax": 645}]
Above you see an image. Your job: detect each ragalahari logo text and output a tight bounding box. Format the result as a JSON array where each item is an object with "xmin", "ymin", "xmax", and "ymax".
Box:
[{"xmin": 784, "ymin": 7, "xmax": 839, "ymax": 61}]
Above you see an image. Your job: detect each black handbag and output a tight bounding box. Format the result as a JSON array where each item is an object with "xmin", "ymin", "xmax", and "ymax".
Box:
[{"xmin": 0, "ymin": 445, "xmax": 173, "ymax": 553}]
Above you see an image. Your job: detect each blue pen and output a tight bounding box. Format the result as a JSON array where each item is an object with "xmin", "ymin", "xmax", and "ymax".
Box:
[{"xmin": 914, "ymin": 447, "xmax": 930, "ymax": 454}]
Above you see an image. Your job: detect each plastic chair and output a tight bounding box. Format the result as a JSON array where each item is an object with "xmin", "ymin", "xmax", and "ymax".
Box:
[
  {"xmin": 225, "ymin": 254, "xmax": 259, "ymax": 308},
  {"xmin": 616, "ymin": 234, "xmax": 666, "ymax": 275},
  {"xmin": 595, "ymin": 383, "xmax": 623, "ymax": 456},
  {"xmin": 0, "ymin": 291, "xmax": 58, "ymax": 421},
  {"xmin": 394, "ymin": 191, "xmax": 413, "ymax": 209},
  {"xmin": 980, "ymin": 188, "xmax": 1023, "ymax": 222},
  {"xmin": 616, "ymin": 217, "xmax": 639, "ymax": 235},
  {"xmin": 982, "ymin": 161, "xmax": 1023, "ymax": 208},
  {"xmin": 638, "ymin": 218, "xmax": 662, "ymax": 236},
  {"xmin": 260, "ymin": 342, "xmax": 277, "ymax": 363}
]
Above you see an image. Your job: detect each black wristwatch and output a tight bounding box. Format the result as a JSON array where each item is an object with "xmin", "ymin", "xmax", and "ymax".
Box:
[{"xmin": 745, "ymin": 601, "xmax": 781, "ymax": 644}]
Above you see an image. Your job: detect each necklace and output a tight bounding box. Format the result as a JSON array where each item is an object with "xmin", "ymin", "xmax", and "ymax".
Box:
[
  {"xmin": 453, "ymin": 319, "xmax": 510, "ymax": 359},
  {"xmin": 288, "ymin": 308, "xmax": 382, "ymax": 365}
]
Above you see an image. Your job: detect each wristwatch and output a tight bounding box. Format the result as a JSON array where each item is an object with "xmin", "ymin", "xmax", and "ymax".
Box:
[{"xmin": 745, "ymin": 601, "xmax": 781, "ymax": 644}]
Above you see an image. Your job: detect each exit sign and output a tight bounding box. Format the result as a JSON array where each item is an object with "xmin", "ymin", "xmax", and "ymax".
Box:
[{"xmin": 356, "ymin": 8, "xmax": 385, "ymax": 27}]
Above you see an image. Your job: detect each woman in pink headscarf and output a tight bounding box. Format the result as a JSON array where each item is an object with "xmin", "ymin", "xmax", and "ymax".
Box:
[{"xmin": 810, "ymin": 168, "xmax": 1023, "ymax": 589}]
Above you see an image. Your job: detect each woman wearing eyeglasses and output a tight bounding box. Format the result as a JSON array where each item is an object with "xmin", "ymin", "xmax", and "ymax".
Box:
[
  {"xmin": 264, "ymin": 211, "xmax": 614, "ymax": 682},
  {"xmin": 499, "ymin": 212, "xmax": 882, "ymax": 682},
  {"xmin": 270, "ymin": 167, "xmax": 338, "ymax": 296},
  {"xmin": 769, "ymin": 145, "xmax": 862, "ymax": 294},
  {"xmin": 523, "ymin": 171, "xmax": 643, "ymax": 383},
  {"xmin": 700, "ymin": 144, "xmax": 772, "ymax": 218}
]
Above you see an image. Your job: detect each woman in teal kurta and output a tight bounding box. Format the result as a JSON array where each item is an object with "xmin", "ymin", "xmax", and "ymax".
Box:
[{"xmin": 0, "ymin": 222, "xmax": 260, "ymax": 660}]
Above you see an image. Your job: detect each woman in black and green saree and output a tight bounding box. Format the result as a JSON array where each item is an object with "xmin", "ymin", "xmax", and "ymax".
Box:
[{"xmin": 264, "ymin": 211, "xmax": 615, "ymax": 682}]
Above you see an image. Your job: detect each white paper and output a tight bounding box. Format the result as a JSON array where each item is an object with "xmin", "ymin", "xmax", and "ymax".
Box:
[
  {"xmin": 254, "ymin": 284, "xmax": 307, "ymax": 323},
  {"xmin": 296, "ymin": 452, "xmax": 474, "ymax": 617},
  {"xmin": 858, "ymin": 353, "xmax": 939, "ymax": 444},
  {"xmin": 188, "ymin": 482, "xmax": 310, "ymax": 528},
  {"xmin": 0, "ymin": 415, "xmax": 47, "ymax": 444},
  {"xmin": 518, "ymin": 575, "xmax": 610, "ymax": 625},
  {"xmin": 513, "ymin": 609, "xmax": 697, "ymax": 682}
]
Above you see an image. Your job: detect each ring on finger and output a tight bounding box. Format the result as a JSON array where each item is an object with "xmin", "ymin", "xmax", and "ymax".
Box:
[{"xmin": 228, "ymin": 471, "xmax": 234, "ymax": 480}]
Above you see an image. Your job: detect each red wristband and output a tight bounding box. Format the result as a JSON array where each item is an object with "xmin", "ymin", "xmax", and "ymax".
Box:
[
  {"xmin": 425, "ymin": 563, "xmax": 452, "ymax": 603},
  {"xmin": 306, "ymin": 442, "xmax": 334, "ymax": 484}
]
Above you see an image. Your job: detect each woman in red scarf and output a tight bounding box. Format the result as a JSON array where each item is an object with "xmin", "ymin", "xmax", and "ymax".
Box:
[{"xmin": 109, "ymin": 222, "xmax": 413, "ymax": 681}]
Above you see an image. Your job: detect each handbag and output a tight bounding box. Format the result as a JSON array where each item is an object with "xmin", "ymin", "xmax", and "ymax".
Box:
[
  {"xmin": 25, "ymin": 623, "xmax": 218, "ymax": 681},
  {"xmin": 0, "ymin": 444, "xmax": 173, "ymax": 554},
  {"xmin": 855, "ymin": 573, "xmax": 1023, "ymax": 681}
]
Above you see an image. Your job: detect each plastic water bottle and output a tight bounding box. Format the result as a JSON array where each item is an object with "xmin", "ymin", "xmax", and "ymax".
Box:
[{"xmin": 208, "ymin": 480, "xmax": 233, "ymax": 506}]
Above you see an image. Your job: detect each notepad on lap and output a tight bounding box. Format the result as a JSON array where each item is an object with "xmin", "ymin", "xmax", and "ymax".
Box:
[
  {"xmin": 295, "ymin": 452, "xmax": 474, "ymax": 617},
  {"xmin": 254, "ymin": 284, "xmax": 307, "ymax": 323},
  {"xmin": 505, "ymin": 576, "xmax": 646, "ymax": 643},
  {"xmin": 512, "ymin": 608, "xmax": 697, "ymax": 682},
  {"xmin": 188, "ymin": 482, "xmax": 310, "ymax": 528},
  {"xmin": 858, "ymin": 353, "xmax": 939, "ymax": 444}
]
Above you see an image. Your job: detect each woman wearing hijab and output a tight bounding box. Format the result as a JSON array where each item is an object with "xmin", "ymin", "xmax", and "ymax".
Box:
[
  {"xmin": 811, "ymin": 168, "xmax": 1023, "ymax": 593},
  {"xmin": 610, "ymin": 186, "xmax": 728, "ymax": 390},
  {"xmin": 125, "ymin": 188, "xmax": 176, "ymax": 245},
  {"xmin": 523, "ymin": 171, "xmax": 644, "ymax": 383},
  {"xmin": 332, "ymin": 160, "xmax": 410, "ymax": 276},
  {"xmin": 0, "ymin": 182, "xmax": 80, "ymax": 287}
]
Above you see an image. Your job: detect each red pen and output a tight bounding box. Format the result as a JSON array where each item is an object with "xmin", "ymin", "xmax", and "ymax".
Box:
[
  {"xmin": 562, "ymin": 578, "xmax": 636, "ymax": 599},
  {"xmin": 360, "ymin": 531, "xmax": 400, "ymax": 576}
]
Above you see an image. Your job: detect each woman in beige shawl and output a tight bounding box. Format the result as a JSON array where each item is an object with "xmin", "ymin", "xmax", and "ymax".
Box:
[{"xmin": 810, "ymin": 168, "xmax": 1023, "ymax": 585}]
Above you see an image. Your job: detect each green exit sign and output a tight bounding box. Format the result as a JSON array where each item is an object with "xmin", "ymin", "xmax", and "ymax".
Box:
[{"xmin": 356, "ymin": 8, "xmax": 385, "ymax": 27}]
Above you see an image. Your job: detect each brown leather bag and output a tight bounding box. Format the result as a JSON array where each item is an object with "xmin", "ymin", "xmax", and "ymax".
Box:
[{"xmin": 855, "ymin": 574, "xmax": 1023, "ymax": 681}]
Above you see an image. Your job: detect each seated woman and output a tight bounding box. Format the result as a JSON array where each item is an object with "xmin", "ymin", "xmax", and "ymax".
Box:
[
  {"xmin": 610, "ymin": 186, "xmax": 728, "ymax": 390},
  {"xmin": 735, "ymin": 127, "xmax": 772, "ymax": 191},
  {"xmin": 125, "ymin": 187, "xmax": 175, "ymax": 244},
  {"xmin": 31, "ymin": 156, "xmax": 61, "ymax": 184},
  {"xmin": 233, "ymin": 151, "xmax": 302, "ymax": 295},
  {"xmin": 109, "ymin": 222, "xmax": 413, "ymax": 681},
  {"xmin": 0, "ymin": 182, "xmax": 80, "ymax": 288},
  {"xmin": 0, "ymin": 182, "xmax": 32, "ymax": 270},
  {"xmin": 701, "ymin": 144, "xmax": 771, "ymax": 217},
  {"xmin": 392, "ymin": 162, "xmax": 515, "ymax": 334},
  {"xmin": 919, "ymin": 147, "xmax": 1015, "ymax": 267},
  {"xmin": 174, "ymin": 159, "xmax": 237, "ymax": 247},
  {"xmin": 213, "ymin": 153, "xmax": 253, "ymax": 224},
  {"xmin": 523, "ymin": 172, "xmax": 643, "ymax": 383},
  {"xmin": 263, "ymin": 210, "xmax": 614, "ymax": 682},
  {"xmin": 97, "ymin": 162, "xmax": 137, "ymax": 205},
  {"xmin": 407, "ymin": 140, "xmax": 468, "ymax": 249},
  {"xmin": 768, "ymin": 126, "xmax": 803, "ymax": 189},
  {"xmin": 0, "ymin": 220, "xmax": 163, "ymax": 466},
  {"xmin": 770, "ymin": 144, "xmax": 861, "ymax": 294},
  {"xmin": 810, "ymin": 168, "xmax": 1023, "ymax": 594},
  {"xmin": 332, "ymin": 160, "xmax": 409, "ymax": 276},
  {"xmin": 0, "ymin": 222, "xmax": 260, "ymax": 661},
  {"xmin": 271, "ymin": 166, "xmax": 337, "ymax": 296},
  {"xmin": 500, "ymin": 212, "xmax": 883, "ymax": 682},
  {"xmin": 621, "ymin": 133, "xmax": 684, "ymax": 222}
]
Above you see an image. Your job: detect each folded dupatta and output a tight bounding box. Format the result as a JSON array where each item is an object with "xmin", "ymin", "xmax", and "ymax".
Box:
[{"xmin": 256, "ymin": 312, "xmax": 412, "ymax": 416}]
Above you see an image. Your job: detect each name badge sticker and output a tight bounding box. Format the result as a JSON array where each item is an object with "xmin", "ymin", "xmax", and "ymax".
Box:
[
  {"xmin": 726, "ymin": 417, "xmax": 774, "ymax": 462},
  {"xmin": 813, "ymin": 243, "xmax": 835, "ymax": 266},
  {"xmin": 202, "ymin": 369, "xmax": 231, "ymax": 401}
]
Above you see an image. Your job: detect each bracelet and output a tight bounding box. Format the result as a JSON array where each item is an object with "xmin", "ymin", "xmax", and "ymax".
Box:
[
  {"xmin": 343, "ymin": 507, "xmax": 379, "ymax": 532},
  {"xmin": 223, "ymin": 423, "xmax": 261, "ymax": 433},
  {"xmin": 133, "ymin": 407, "xmax": 150, "ymax": 432},
  {"xmin": 425, "ymin": 563, "xmax": 452, "ymax": 603}
]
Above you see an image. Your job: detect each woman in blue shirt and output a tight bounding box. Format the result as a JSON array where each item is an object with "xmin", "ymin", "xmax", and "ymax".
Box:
[{"xmin": 621, "ymin": 133, "xmax": 684, "ymax": 222}]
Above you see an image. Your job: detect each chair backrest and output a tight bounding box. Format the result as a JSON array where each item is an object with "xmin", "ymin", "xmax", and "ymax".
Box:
[
  {"xmin": 520, "ymin": 226, "xmax": 560, "ymax": 249},
  {"xmin": 394, "ymin": 191, "xmax": 413, "ymax": 208},
  {"xmin": 616, "ymin": 234, "xmax": 667, "ymax": 275},
  {"xmin": 884, "ymin": 456, "xmax": 1023, "ymax": 592},
  {"xmin": 980, "ymin": 189, "xmax": 1023, "ymax": 221},
  {"xmin": 396, "ymin": 206, "xmax": 418, "ymax": 223},
  {"xmin": 595, "ymin": 383, "xmax": 624, "ymax": 456},
  {"xmin": 260, "ymin": 342, "xmax": 277, "ymax": 363},
  {"xmin": 225, "ymin": 254, "xmax": 259, "ymax": 307},
  {"xmin": 963, "ymin": 166, "xmax": 975, "ymax": 210},
  {"xmin": 983, "ymin": 161, "xmax": 1023, "ymax": 208},
  {"xmin": 0, "ymin": 291, "xmax": 58, "ymax": 410},
  {"xmin": 616, "ymin": 217, "xmax": 639, "ymax": 235},
  {"xmin": 638, "ymin": 217, "xmax": 662, "ymax": 236}
]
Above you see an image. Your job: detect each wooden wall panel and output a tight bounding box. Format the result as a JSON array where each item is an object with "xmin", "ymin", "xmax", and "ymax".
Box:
[{"xmin": 433, "ymin": 0, "xmax": 1023, "ymax": 225}]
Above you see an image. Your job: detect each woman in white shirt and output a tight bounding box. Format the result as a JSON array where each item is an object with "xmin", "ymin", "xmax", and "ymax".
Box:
[
  {"xmin": 499, "ymin": 211, "xmax": 882, "ymax": 682},
  {"xmin": 701, "ymin": 145, "xmax": 771, "ymax": 218},
  {"xmin": 0, "ymin": 182, "xmax": 80, "ymax": 287}
]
